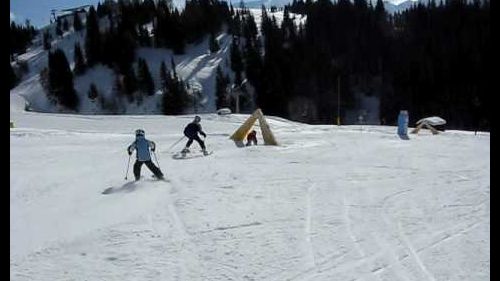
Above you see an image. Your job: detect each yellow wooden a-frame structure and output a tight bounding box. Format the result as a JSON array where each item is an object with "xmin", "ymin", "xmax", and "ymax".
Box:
[{"xmin": 230, "ymin": 108, "xmax": 278, "ymax": 145}]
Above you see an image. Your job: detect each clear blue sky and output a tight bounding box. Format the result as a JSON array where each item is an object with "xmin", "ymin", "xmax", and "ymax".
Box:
[
  {"xmin": 10, "ymin": 0, "xmax": 102, "ymax": 28},
  {"xmin": 10, "ymin": 0, "xmax": 189, "ymax": 28}
]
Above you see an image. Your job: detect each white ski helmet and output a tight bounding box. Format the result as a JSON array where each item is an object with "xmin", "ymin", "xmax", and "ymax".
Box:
[
  {"xmin": 194, "ymin": 116, "xmax": 201, "ymax": 123},
  {"xmin": 135, "ymin": 129, "xmax": 145, "ymax": 136}
]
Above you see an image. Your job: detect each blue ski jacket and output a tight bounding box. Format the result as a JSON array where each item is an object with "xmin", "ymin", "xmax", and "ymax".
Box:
[{"xmin": 128, "ymin": 136, "xmax": 156, "ymax": 161}]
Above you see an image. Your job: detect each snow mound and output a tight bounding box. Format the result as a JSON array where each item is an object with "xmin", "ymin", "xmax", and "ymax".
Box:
[{"xmin": 416, "ymin": 116, "xmax": 446, "ymax": 126}]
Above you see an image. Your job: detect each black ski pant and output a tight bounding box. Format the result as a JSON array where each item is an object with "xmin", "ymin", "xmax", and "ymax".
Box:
[
  {"xmin": 185, "ymin": 135, "xmax": 205, "ymax": 150},
  {"xmin": 134, "ymin": 160, "xmax": 163, "ymax": 180}
]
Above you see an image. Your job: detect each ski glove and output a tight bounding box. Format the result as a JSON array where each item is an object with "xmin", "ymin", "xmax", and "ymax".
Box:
[{"xmin": 201, "ymin": 132, "xmax": 207, "ymax": 138}]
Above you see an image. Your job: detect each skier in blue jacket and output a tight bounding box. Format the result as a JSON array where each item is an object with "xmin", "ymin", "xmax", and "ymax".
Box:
[
  {"xmin": 182, "ymin": 116, "xmax": 209, "ymax": 155},
  {"xmin": 128, "ymin": 129, "xmax": 164, "ymax": 180}
]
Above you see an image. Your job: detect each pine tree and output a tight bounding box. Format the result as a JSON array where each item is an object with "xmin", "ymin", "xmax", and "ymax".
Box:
[
  {"xmin": 209, "ymin": 32, "xmax": 220, "ymax": 53},
  {"xmin": 88, "ymin": 83, "xmax": 98, "ymax": 100},
  {"xmin": 73, "ymin": 12, "xmax": 83, "ymax": 31},
  {"xmin": 138, "ymin": 25, "xmax": 151, "ymax": 47},
  {"xmin": 242, "ymin": 14, "xmax": 258, "ymax": 43},
  {"xmin": 375, "ymin": 0, "xmax": 386, "ymax": 20},
  {"xmin": 230, "ymin": 38, "xmax": 244, "ymax": 85},
  {"xmin": 102, "ymin": 73, "xmax": 124, "ymax": 113},
  {"xmin": 96, "ymin": 2, "xmax": 105, "ymax": 18},
  {"xmin": 159, "ymin": 61, "xmax": 169, "ymax": 90},
  {"xmin": 215, "ymin": 66, "xmax": 230, "ymax": 109},
  {"xmin": 10, "ymin": 63, "xmax": 19, "ymax": 90},
  {"xmin": 47, "ymin": 49, "xmax": 79, "ymax": 110},
  {"xmin": 112, "ymin": 73, "xmax": 124, "ymax": 97},
  {"xmin": 143, "ymin": 61, "xmax": 155, "ymax": 96},
  {"xmin": 113, "ymin": 18, "xmax": 137, "ymax": 74},
  {"xmin": 170, "ymin": 56, "xmax": 177, "ymax": 79},
  {"xmin": 137, "ymin": 58, "xmax": 155, "ymax": 96},
  {"xmin": 162, "ymin": 66, "xmax": 188, "ymax": 115},
  {"xmin": 85, "ymin": 6, "xmax": 101, "ymax": 66},
  {"xmin": 43, "ymin": 30, "xmax": 51, "ymax": 50},
  {"xmin": 174, "ymin": 79, "xmax": 189, "ymax": 114},
  {"xmin": 170, "ymin": 9, "xmax": 186, "ymax": 54},
  {"xmin": 162, "ymin": 87, "xmax": 175, "ymax": 115},
  {"xmin": 10, "ymin": 20, "xmax": 37, "ymax": 58},
  {"xmin": 228, "ymin": 12, "xmax": 242, "ymax": 36},
  {"xmin": 243, "ymin": 39, "xmax": 262, "ymax": 99},
  {"xmin": 122, "ymin": 66, "xmax": 138, "ymax": 102},
  {"xmin": 73, "ymin": 42, "xmax": 86, "ymax": 75},
  {"xmin": 62, "ymin": 19, "xmax": 69, "ymax": 31},
  {"xmin": 55, "ymin": 20, "xmax": 63, "ymax": 37}
]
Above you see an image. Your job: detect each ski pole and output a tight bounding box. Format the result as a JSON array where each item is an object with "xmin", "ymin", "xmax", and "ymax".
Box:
[
  {"xmin": 153, "ymin": 151, "xmax": 161, "ymax": 170},
  {"xmin": 166, "ymin": 135, "xmax": 186, "ymax": 152},
  {"xmin": 125, "ymin": 154, "xmax": 131, "ymax": 180}
]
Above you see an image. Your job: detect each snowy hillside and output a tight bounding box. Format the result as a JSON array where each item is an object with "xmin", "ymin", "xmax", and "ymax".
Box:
[
  {"xmin": 11, "ymin": 28, "xmax": 233, "ymax": 114},
  {"xmin": 10, "ymin": 83, "xmax": 490, "ymax": 280},
  {"xmin": 11, "ymin": 8, "xmax": 305, "ymax": 115},
  {"xmin": 384, "ymin": 0, "xmax": 420, "ymax": 14}
]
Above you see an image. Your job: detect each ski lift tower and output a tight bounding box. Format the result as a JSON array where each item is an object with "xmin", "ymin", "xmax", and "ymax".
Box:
[
  {"xmin": 229, "ymin": 79, "xmax": 247, "ymax": 114},
  {"xmin": 50, "ymin": 5, "xmax": 91, "ymax": 23},
  {"xmin": 187, "ymin": 79, "xmax": 203, "ymax": 114},
  {"xmin": 50, "ymin": 9, "xmax": 57, "ymax": 23}
]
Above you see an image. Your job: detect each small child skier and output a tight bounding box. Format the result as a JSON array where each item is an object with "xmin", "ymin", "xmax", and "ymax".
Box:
[
  {"xmin": 182, "ymin": 116, "xmax": 209, "ymax": 155},
  {"xmin": 246, "ymin": 130, "xmax": 257, "ymax": 146},
  {"xmin": 127, "ymin": 129, "xmax": 164, "ymax": 180}
]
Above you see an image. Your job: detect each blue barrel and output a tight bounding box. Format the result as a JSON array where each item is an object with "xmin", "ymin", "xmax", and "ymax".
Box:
[{"xmin": 397, "ymin": 110, "xmax": 409, "ymax": 136}]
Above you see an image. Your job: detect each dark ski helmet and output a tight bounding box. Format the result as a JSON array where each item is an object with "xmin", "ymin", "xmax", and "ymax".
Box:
[
  {"xmin": 194, "ymin": 116, "xmax": 201, "ymax": 123},
  {"xmin": 135, "ymin": 129, "xmax": 145, "ymax": 136}
]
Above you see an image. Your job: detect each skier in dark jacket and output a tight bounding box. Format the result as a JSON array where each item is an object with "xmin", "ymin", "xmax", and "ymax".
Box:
[
  {"xmin": 182, "ymin": 116, "xmax": 208, "ymax": 155},
  {"xmin": 128, "ymin": 129, "xmax": 164, "ymax": 180}
]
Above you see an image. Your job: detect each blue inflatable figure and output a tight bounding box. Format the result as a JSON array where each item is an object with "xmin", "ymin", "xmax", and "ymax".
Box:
[{"xmin": 397, "ymin": 110, "xmax": 409, "ymax": 139}]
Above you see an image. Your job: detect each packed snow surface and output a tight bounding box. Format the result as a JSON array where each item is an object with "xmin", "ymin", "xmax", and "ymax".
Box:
[{"xmin": 10, "ymin": 92, "xmax": 489, "ymax": 280}]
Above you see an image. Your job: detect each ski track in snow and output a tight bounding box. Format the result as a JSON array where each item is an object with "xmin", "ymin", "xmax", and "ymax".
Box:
[
  {"xmin": 10, "ymin": 115, "xmax": 490, "ymax": 280},
  {"xmin": 304, "ymin": 182, "xmax": 317, "ymax": 270}
]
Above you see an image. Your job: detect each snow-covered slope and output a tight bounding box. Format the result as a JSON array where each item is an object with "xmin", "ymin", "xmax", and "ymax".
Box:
[
  {"xmin": 384, "ymin": 0, "xmax": 420, "ymax": 14},
  {"xmin": 250, "ymin": 7, "xmax": 307, "ymax": 31},
  {"xmin": 11, "ymin": 29, "xmax": 233, "ymax": 114},
  {"xmin": 10, "ymin": 84, "xmax": 490, "ymax": 280}
]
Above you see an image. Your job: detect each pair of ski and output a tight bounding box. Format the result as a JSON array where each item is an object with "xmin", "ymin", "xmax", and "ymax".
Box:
[{"xmin": 172, "ymin": 149, "xmax": 213, "ymax": 160}]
